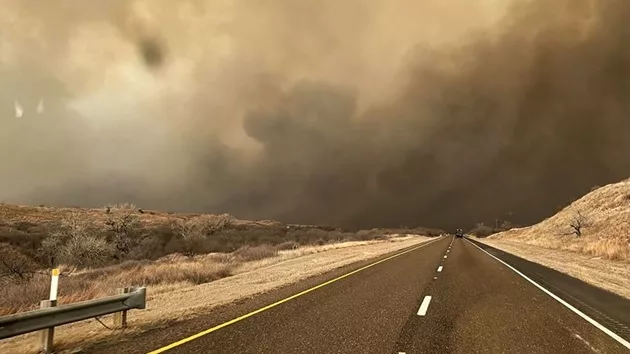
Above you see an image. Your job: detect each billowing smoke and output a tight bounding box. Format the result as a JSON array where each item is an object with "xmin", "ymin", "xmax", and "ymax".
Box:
[{"xmin": 1, "ymin": 0, "xmax": 629, "ymax": 230}]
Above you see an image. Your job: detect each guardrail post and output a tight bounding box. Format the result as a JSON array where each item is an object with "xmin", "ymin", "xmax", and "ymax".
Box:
[
  {"xmin": 39, "ymin": 299, "xmax": 56, "ymax": 354},
  {"xmin": 113, "ymin": 288, "xmax": 130, "ymax": 328}
]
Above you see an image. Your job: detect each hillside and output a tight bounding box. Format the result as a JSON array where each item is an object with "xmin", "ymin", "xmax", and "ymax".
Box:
[
  {"xmin": 0, "ymin": 202, "xmax": 442, "ymax": 262},
  {"xmin": 488, "ymin": 178, "xmax": 630, "ymax": 262}
]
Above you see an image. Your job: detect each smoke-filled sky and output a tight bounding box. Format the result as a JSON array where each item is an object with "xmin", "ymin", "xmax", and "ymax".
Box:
[{"xmin": 1, "ymin": 0, "xmax": 629, "ymax": 230}]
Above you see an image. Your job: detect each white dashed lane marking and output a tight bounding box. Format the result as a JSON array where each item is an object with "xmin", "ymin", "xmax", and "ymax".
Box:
[{"xmin": 417, "ymin": 296, "xmax": 432, "ymax": 316}]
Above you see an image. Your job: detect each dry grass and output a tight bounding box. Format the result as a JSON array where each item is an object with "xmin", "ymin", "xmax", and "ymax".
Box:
[
  {"xmin": 0, "ymin": 235, "xmax": 418, "ymax": 316},
  {"xmin": 0, "ymin": 203, "xmax": 171, "ymax": 227},
  {"xmin": 0, "ymin": 255, "xmax": 235, "ymax": 316},
  {"xmin": 489, "ymin": 178, "xmax": 630, "ymax": 262},
  {"xmin": 233, "ymin": 244, "xmax": 278, "ymax": 261},
  {"xmin": 0, "ymin": 203, "xmax": 430, "ymax": 265},
  {"xmin": 478, "ymin": 238, "xmax": 630, "ymax": 299},
  {"xmin": 0, "ymin": 236, "xmax": 430, "ymax": 354}
]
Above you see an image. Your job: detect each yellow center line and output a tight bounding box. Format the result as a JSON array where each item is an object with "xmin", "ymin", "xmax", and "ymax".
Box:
[{"xmin": 147, "ymin": 236, "xmax": 446, "ymax": 353}]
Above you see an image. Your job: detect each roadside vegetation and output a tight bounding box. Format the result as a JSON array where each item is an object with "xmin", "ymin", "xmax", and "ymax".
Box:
[
  {"xmin": 0, "ymin": 203, "xmax": 443, "ymax": 316},
  {"xmin": 487, "ymin": 178, "xmax": 630, "ymax": 262}
]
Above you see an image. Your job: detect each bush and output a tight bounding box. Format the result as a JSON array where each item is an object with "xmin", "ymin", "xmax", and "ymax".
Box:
[
  {"xmin": 40, "ymin": 214, "xmax": 113, "ymax": 267},
  {"xmin": 233, "ymin": 245, "xmax": 278, "ymax": 261},
  {"xmin": 172, "ymin": 214, "xmax": 237, "ymax": 257},
  {"xmin": 104, "ymin": 208, "xmax": 144, "ymax": 260},
  {"xmin": 0, "ymin": 243, "xmax": 39, "ymax": 282},
  {"xmin": 355, "ymin": 229, "xmax": 383, "ymax": 240},
  {"xmin": 275, "ymin": 241, "xmax": 300, "ymax": 250}
]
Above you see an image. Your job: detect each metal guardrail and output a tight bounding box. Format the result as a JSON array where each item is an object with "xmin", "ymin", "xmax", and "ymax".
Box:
[{"xmin": 0, "ymin": 287, "xmax": 146, "ymax": 340}]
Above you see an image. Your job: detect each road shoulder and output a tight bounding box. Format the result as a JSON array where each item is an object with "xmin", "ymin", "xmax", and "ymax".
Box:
[
  {"xmin": 470, "ymin": 237, "xmax": 630, "ymax": 346},
  {"xmin": 477, "ymin": 238, "xmax": 630, "ymax": 299}
]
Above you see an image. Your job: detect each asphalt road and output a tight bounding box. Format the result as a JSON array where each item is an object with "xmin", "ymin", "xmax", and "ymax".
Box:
[{"xmin": 89, "ymin": 236, "xmax": 630, "ymax": 354}]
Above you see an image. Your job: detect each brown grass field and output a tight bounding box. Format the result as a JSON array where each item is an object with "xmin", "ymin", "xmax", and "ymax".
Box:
[
  {"xmin": 487, "ymin": 178, "xmax": 630, "ymax": 262},
  {"xmin": 476, "ymin": 177, "xmax": 630, "ymax": 299}
]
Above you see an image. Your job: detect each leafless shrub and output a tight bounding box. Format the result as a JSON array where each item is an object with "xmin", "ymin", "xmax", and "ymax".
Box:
[
  {"xmin": 174, "ymin": 218, "xmax": 206, "ymax": 242},
  {"xmin": 0, "ymin": 243, "xmax": 38, "ymax": 282},
  {"xmin": 233, "ymin": 244, "xmax": 278, "ymax": 261},
  {"xmin": 210, "ymin": 213, "xmax": 236, "ymax": 230},
  {"xmin": 106, "ymin": 202, "xmax": 137, "ymax": 212},
  {"xmin": 41, "ymin": 214, "xmax": 113, "ymax": 267},
  {"xmin": 275, "ymin": 241, "xmax": 300, "ymax": 251},
  {"xmin": 173, "ymin": 214, "xmax": 236, "ymax": 257},
  {"xmin": 567, "ymin": 210, "xmax": 589, "ymax": 237},
  {"xmin": 355, "ymin": 229, "xmax": 384, "ymax": 240},
  {"xmin": 207, "ymin": 252, "xmax": 235, "ymax": 263},
  {"xmin": 175, "ymin": 214, "xmax": 235, "ymax": 239},
  {"xmin": 104, "ymin": 208, "xmax": 146, "ymax": 260},
  {"xmin": 173, "ymin": 217, "xmax": 207, "ymax": 258}
]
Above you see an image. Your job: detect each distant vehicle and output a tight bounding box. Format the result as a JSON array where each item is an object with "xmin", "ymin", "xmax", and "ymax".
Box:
[{"xmin": 455, "ymin": 228, "xmax": 464, "ymax": 238}]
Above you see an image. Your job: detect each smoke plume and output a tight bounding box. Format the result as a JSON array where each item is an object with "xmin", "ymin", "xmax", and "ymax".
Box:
[{"xmin": 1, "ymin": 0, "xmax": 629, "ymax": 230}]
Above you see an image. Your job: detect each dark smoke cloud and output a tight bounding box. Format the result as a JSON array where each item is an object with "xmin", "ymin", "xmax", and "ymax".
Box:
[
  {"xmin": 1, "ymin": 0, "xmax": 629, "ymax": 230},
  {"xmin": 138, "ymin": 37, "xmax": 165, "ymax": 68}
]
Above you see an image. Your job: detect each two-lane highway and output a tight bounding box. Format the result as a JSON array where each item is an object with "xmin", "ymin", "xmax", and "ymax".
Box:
[{"xmin": 89, "ymin": 236, "xmax": 630, "ymax": 354}]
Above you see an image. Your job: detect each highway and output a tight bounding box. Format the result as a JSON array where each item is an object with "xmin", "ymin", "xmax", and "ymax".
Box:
[{"xmin": 88, "ymin": 236, "xmax": 630, "ymax": 354}]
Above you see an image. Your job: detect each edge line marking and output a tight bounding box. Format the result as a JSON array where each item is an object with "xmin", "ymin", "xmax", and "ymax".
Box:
[{"xmin": 465, "ymin": 238, "xmax": 630, "ymax": 350}]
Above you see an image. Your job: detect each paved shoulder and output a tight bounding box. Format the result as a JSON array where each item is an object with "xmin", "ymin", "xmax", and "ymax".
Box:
[{"xmin": 469, "ymin": 237, "xmax": 630, "ymax": 342}]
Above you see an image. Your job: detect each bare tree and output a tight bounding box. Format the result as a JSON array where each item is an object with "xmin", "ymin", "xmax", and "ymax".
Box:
[
  {"xmin": 41, "ymin": 213, "xmax": 113, "ymax": 268},
  {"xmin": 174, "ymin": 217, "xmax": 208, "ymax": 258},
  {"xmin": 567, "ymin": 210, "xmax": 588, "ymax": 237},
  {"xmin": 104, "ymin": 208, "xmax": 146, "ymax": 260},
  {"xmin": 0, "ymin": 243, "xmax": 38, "ymax": 282}
]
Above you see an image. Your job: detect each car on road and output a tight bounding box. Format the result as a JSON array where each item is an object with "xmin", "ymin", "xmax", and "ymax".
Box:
[{"xmin": 455, "ymin": 228, "xmax": 464, "ymax": 238}]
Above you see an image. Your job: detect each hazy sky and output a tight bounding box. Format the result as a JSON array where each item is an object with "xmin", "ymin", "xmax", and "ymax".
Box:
[{"xmin": 1, "ymin": 0, "xmax": 628, "ymax": 230}]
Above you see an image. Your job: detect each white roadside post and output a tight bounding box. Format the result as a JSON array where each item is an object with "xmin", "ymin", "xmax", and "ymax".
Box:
[
  {"xmin": 49, "ymin": 268, "xmax": 60, "ymax": 301},
  {"xmin": 41, "ymin": 268, "xmax": 60, "ymax": 353}
]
